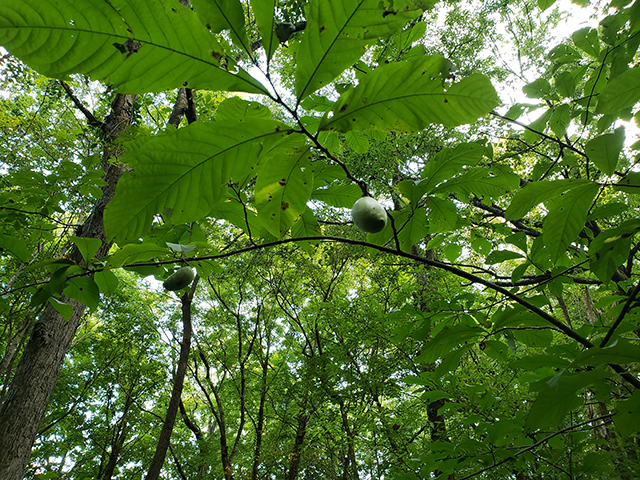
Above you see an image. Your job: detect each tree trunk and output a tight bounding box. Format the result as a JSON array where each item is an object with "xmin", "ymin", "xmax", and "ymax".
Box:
[
  {"xmin": 100, "ymin": 392, "xmax": 134, "ymax": 480},
  {"xmin": 145, "ymin": 287, "xmax": 195, "ymax": 480},
  {"xmin": 0, "ymin": 93, "xmax": 137, "ymax": 480},
  {"xmin": 286, "ymin": 410, "xmax": 311, "ymax": 480},
  {"xmin": 251, "ymin": 355, "xmax": 270, "ymax": 480},
  {"xmin": 339, "ymin": 400, "xmax": 360, "ymax": 480}
]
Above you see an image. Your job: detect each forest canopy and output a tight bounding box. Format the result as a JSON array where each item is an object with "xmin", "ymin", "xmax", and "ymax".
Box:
[{"xmin": 1, "ymin": 0, "xmax": 640, "ymax": 479}]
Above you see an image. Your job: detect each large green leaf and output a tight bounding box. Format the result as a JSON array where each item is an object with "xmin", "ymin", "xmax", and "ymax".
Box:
[
  {"xmin": 64, "ymin": 277, "xmax": 100, "ymax": 310},
  {"xmin": 585, "ymin": 127, "xmax": 625, "ymax": 176},
  {"xmin": 596, "ymin": 67, "xmax": 640, "ymax": 114},
  {"xmin": 525, "ymin": 370, "xmax": 611, "ymax": 432},
  {"xmin": 418, "ymin": 143, "xmax": 486, "ymax": 194},
  {"xmin": 249, "ymin": 0, "xmax": 278, "ymax": 61},
  {"xmin": 295, "ymin": 0, "xmax": 422, "ymax": 101},
  {"xmin": 431, "ymin": 167, "xmax": 515, "ymax": 200},
  {"xmin": 589, "ymin": 219, "xmax": 640, "ymax": 282},
  {"xmin": 319, "ymin": 56, "xmax": 499, "ymax": 132},
  {"xmin": 311, "ymin": 184, "xmax": 362, "ymax": 208},
  {"xmin": 0, "ymin": 234, "xmax": 31, "ymax": 262},
  {"xmin": 418, "ymin": 325, "xmax": 483, "ymax": 363},
  {"xmin": 614, "ymin": 390, "xmax": 640, "ymax": 438},
  {"xmin": 255, "ymin": 145, "xmax": 314, "ymax": 237},
  {"xmin": 190, "ymin": 0, "xmax": 251, "ymax": 54},
  {"xmin": 424, "ymin": 197, "xmax": 458, "ymax": 232},
  {"xmin": 69, "ymin": 236, "xmax": 102, "ymax": 264},
  {"xmin": 571, "ymin": 27, "xmax": 600, "ymax": 57},
  {"xmin": 105, "ymin": 119, "xmax": 294, "ymax": 242},
  {"xmin": 0, "ymin": 0, "xmax": 267, "ymax": 94},
  {"xmin": 395, "ymin": 208, "xmax": 429, "ymax": 252},
  {"xmin": 543, "ymin": 182, "xmax": 600, "ymax": 263},
  {"xmin": 504, "ymin": 179, "xmax": 590, "ymax": 220},
  {"xmin": 397, "ymin": 143, "xmax": 487, "ymax": 207},
  {"xmin": 572, "ymin": 340, "xmax": 640, "ymax": 367}
]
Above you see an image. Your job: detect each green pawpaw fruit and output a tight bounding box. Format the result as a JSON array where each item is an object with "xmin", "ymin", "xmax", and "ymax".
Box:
[
  {"xmin": 163, "ymin": 266, "xmax": 195, "ymax": 291},
  {"xmin": 351, "ymin": 196, "xmax": 387, "ymax": 234}
]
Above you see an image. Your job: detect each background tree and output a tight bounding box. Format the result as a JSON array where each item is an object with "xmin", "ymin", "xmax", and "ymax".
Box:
[{"xmin": 1, "ymin": 0, "xmax": 640, "ymax": 478}]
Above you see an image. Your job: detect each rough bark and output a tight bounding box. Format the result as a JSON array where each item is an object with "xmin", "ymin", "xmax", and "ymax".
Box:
[
  {"xmin": 286, "ymin": 410, "xmax": 311, "ymax": 480},
  {"xmin": 145, "ymin": 286, "xmax": 195, "ymax": 480},
  {"xmin": 0, "ymin": 93, "xmax": 137, "ymax": 480}
]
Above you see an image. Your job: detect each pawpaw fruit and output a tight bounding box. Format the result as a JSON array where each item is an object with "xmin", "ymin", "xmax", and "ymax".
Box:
[
  {"xmin": 351, "ymin": 196, "xmax": 387, "ymax": 233},
  {"xmin": 163, "ymin": 266, "xmax": 195, "ymax": 291}
]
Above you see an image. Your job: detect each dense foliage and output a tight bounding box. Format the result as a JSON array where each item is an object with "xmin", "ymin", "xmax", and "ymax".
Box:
[{"xmin": 1, "ymin": 0, "xmax": 640, "ymax": 478}]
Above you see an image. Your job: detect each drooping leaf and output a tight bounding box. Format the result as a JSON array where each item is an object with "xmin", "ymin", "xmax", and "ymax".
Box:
[
  {"xmin": 319, "ymin": 56, "xmax": 499, "ymax": 132},
  {"xmin": 49, "ymin": 297, "xmax": 73, "ymax": 321},
  {"xmin": 344, "ymin": 130, "xmax": 370, "ymax": 154},
  {"xmin": 190, "ymin": 0, "xmax": 251, "ymax": 54},
  {"xmin": 589, "ymin": 219, "xmax": 640, "ymax": 282},
  {"xmin": 105, "ymin": 120, "xmax": 294, "ymax": 242},
  {"xmin": 420, "ymin": 143, "xmax": 486, "ymax": 188},
  {"xmin": 572, "ymin": 340, "xmax": 640, "ymax": 367},
  {"xmin": 106, "ymin": 243, "xmax": 170, "ymax": 269},
  {"xmin": 395, "ymin": 207, "xmax": 429, "ymax": 252},
  {"xmin": 485, "ymin": 249, "xmax": 524, "ymax": 265},
  {"xmin": 0, "ymin": 234, "xmax": 31, "ymax": 262},
  {"xmin": 216, "ymin": 97, "xmax": 272, "ymax": 120},
  {"xmin": 537, "ymin": 0, "xmax": 557, "ymax": 10},
  {"xmin": 290, "ymin": 209, "xmax": 321, "ymax": 239},
  {"xmin": 0, "ymin": 0, "xmax": 267, "ymax": 94},
  {"xmin": 166, "ymin": 242, "xmax": 197, "ymax": 254},
  {"xmin": 311, "ymin": 184, "xmax": 362, "ymax": 208},
  {"xmin": 31, "ymin": 267, "xmax": 72, "ymax": 306},
  {"xmin": 69, "ymin": 236, "xmax": 102, "ymax": 264},
  {"xmin": 418, "ymin": 325, "xmax": 483, "ymax": 363},
  {"xmin": 295, "ymin": 0, "xmax": 423, "ymax": 101},
  {"xmin": 255, "ymin": 146, "xmax": 314, "ymax": 237},
  {"xmin": 525, "ymin": 370, "xmax": 612, "ymax": 431},
  {"xmin": 431, "ymin": 167, "xmax": 514, "ymax": 200},
  {"xmin": 504, "ymin": 179, "xmax": 590, "ymax": 220},
  {"xmin": 555, "ymin": 71, "xmax": 576, "ymax": 97},
  {"xmin": 63, "ymin": 277, "xmax": 100, "ymax": 310},
  {"xmin": 549, "ymin": 103, "xmax": 571, "ymax": 137},
  {"xmin": 597, "ymin": 67, "xmax": 640, "ymax": 113},
  {"xmin": 94, "ymin": 270, "xmax": 120, "ymax": 294},
  {"xmin": 425, "ymin": 197, "xmax": 458, "ymax": 232},
  {"xmin": 571, "ymin": 27, "xmax": 601, "ymax": 57},
  {"xmin": 522, "ymin": 78, "xmax": 551, "ymax": 98},
  {"xmin": 614, "ymin": 390, "xmax": 640, "ymax": 438},
  {"xmin": 542, "ymin": 181, "xmax": 600, "ymax": 263},
  {"xmin": 585, "ymin": 127, "xmax": 625, "ymax": 176},
  {"xmin": 615, "ymin": 171, "xmax": 640, "ymax": 194},
  {"xmin": 249, "ymin": 0, "xmax": 278, "ymax": 60}
]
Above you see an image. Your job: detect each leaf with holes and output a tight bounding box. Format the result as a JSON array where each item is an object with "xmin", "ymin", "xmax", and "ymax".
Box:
[
  {"xmin": 105, "ymin": 119, "xmax": 295, "ymax": 242},
  {"xmin": 0, "ymin": 0, "xmax": 267, "ymax": 94},
  {"xmin": 190, "ymin": 0, "xmax": 251, "ymax": 54},
  {"xmin": 296, "ymin": 0, "xmax": 423, "ymax": 102},
  {"xmin": 255, "ymin": 146, "xmax": 314, "ymax": 238},
  {"xmin": 319, "ymin": 56, "xmax": 498, "ymax": 132}
]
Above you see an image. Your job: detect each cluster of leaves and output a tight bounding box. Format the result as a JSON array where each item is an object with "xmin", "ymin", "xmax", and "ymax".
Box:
[{"xmin": 1, "ymin": 0, "xmax": 640, "ymax": 478}]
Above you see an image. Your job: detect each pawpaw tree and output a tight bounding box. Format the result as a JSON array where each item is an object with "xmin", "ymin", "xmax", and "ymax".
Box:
[{"xmin": 1, "ymin": 0, "xmax": 640, "ymax": 478}]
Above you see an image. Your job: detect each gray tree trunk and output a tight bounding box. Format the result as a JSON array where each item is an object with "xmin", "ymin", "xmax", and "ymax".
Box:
[{"xmin": 0, "ymin": 93, "xmax": 137, "ymax": 480}]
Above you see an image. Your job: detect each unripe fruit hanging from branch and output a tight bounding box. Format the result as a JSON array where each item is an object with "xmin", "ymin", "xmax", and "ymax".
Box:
[
  {"xmin": 163, "ymin": 266, "xmax": 195, "ymax": 291},
  {"xmin": 351, "ymin": 196, "xmax": 387, "ymax": 233}
]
